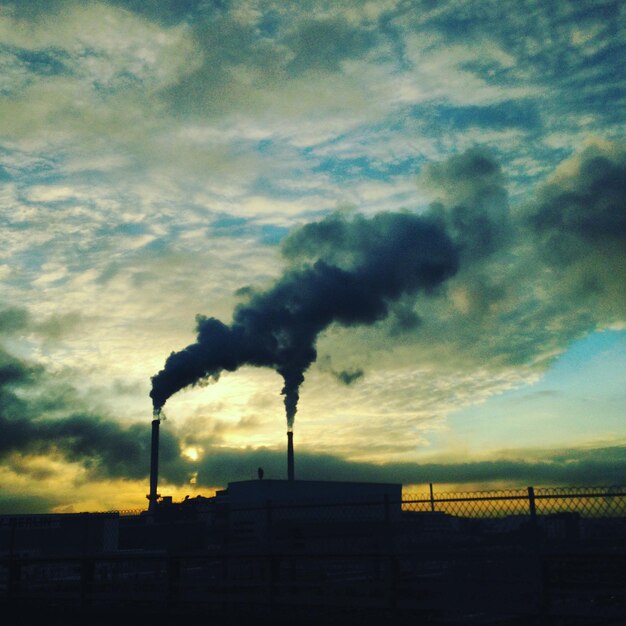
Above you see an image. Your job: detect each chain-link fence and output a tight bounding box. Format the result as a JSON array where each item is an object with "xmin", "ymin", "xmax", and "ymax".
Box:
[
  {"xmin": 1, "ymin": 487, "xmax": 625, "ymax": 624},
  {"xmin": 115, "ymin": 509, "xmax": 142, "ymax": 517},
  {"xmin": 103, "ymin": 485, "xmax": 625, "ymax": 522},
  {"xmin": 402, "ymin": 485, "xmax": 626, "ymax": 518},
  {"xmin": 93, "ymin": 485, "xmax": 626, "ymax": 541},
  {"xmin": 218, "ymin": 485, "xmax": 626, "ymax": 533}
]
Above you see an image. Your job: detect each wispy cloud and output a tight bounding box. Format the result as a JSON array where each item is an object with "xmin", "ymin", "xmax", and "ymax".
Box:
[{"xmin": 0, "ymin": 0, "xmax": 624, "ymax": 511}]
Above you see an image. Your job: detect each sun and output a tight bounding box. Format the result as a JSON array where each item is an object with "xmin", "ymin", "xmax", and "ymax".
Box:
[{"xmin": 182, "ymin": 446, "xmax": 201, "ymax": 461}]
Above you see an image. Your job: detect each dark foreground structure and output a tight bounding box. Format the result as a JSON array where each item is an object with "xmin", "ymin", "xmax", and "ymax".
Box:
[{"xmin": 1, "ymin": 481, "xmax": 625, "ymax": 625}]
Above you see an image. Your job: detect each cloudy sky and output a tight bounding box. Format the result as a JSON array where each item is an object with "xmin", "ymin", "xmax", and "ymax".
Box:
[{"xmin": 0, "ymin": 0, "xmax": 624, "ymax": 513}]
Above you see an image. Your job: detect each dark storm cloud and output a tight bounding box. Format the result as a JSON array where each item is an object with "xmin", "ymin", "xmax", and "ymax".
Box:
[
  {"xmin": 0, "ymin": 345, "xmax": 42, "ymax": 388},
  {"xmin": 510, "ymin": 144, "xmax": 626, "ymax": 334},
  {"xmin": 378, "ymin": 142, "xmax": 626, "ymax": 376},
  {"xmin": 420, "ymin": 148, "xmax": 510, "ymax": 261},
  {"xmin": 0, "ymin": 344, "xmax": 189, "ymax": 484},
  {"xmin": 0, "ymin": 493, "xmax": 59, "ymax": 515},
  {"xmin": 190, "ymin": 444, "xmax": 626, "ymax": 487},
  {"xmin": 0, "ymin": 413, "xmax": 186, "ymax": 482},
  {"xmin": 526, "ymin": 146, "xmax": 626, "ymax": 270},
  {"xmin": 151, "ymin": 212, "xmax": 459, "ymax": 424}
]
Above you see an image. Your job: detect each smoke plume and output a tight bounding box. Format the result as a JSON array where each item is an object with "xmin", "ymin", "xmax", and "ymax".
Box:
[{"xmin": 150, "ymin": 212, "xmax": 459, "ymax": 426}]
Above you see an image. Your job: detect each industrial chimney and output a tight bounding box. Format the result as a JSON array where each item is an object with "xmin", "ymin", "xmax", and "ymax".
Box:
[
  {"xmin": 147, "ymin": 418, "xmax": 160, "ymax": 512},
  {"xmin": 287, "ymin": 430, "xmax": 295, "ymax": 481}
]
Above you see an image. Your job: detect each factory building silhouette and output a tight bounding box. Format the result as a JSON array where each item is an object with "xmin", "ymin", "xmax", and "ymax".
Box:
[
  {"xmin": 1, "ymin": 417, "xmax": 624, "ymax": 625},
  {"xmin": 2, "ymin": 418, "xmax": 406, "ymax": 554},
  {"xmin": 136, "ymin": 416, "xmax": 404, "ymax": 552}
]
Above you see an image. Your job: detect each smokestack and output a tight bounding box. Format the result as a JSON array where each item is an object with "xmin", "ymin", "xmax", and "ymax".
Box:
[
  {"xmin": 287, "ymin": 430, "xmax": 294, "ymax": 481},
  {"xmin": 147, "ymin": 418, "xmax": 160, "ymax": 512}
]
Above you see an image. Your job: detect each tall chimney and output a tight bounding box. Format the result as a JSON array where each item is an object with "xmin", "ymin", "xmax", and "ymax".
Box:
[
  {"xmin": 287, "ymin": 430, "xmax": 295, "ymax": 481},
  {"xmin": 147, "ymin": 418, "xmax": 160, "ymax": 512}
]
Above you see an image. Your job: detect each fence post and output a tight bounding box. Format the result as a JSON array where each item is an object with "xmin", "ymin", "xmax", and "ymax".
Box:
[
  {"xmin": 429, "ymin": 483, "xmax": 435, "ymax": 512},
  {"xmin": 527, "ymin": 486, "xmax": 547, "ymax": 621},
  {"xmin": 384, "ymin": 493, "xmax": 397, "ymax": 610},
  {"xmin": 527, "ymin": 486, "xmax": 537, "ymax": 520}
]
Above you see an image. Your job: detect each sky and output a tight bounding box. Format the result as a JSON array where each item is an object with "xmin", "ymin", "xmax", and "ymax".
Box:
[{"xmin": 0, "ymin": 0, "xmax": 624, "ymax": 513}]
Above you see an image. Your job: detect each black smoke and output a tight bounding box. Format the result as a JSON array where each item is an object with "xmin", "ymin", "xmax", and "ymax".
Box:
[
  {"xmin": 419, "ymin": 147, "xmax": 510, "ymax": 262},
  {"xmin": 318, "ymin": 355, "xmax": 365, "ymax": 385},
  {"xmin": 150, "ymin": 212, "xmax": 460, "ymax": 426},
  {"xmin": 334, "ymin": 367, "xmax": 364, "ymax": 386}
]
